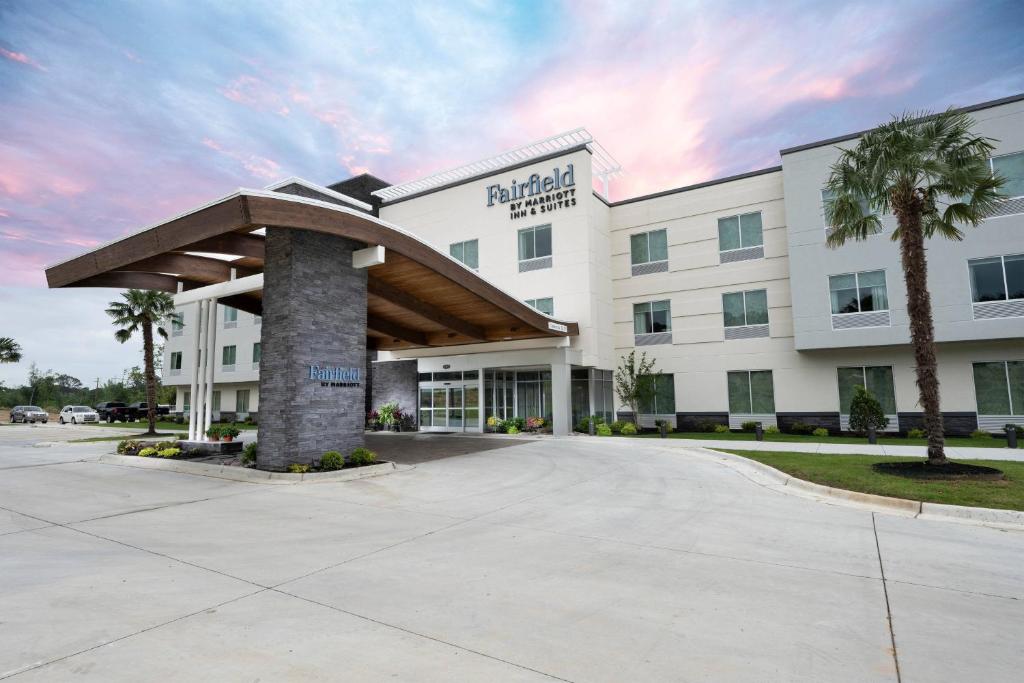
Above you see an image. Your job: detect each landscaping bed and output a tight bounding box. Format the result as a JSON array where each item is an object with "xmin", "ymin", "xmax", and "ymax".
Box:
[
  {"xmin": 721, "ymin": 449, "xmax": 1024, "ymax": 511},
  {"xmin": 114, "ymin": 438, "xmax": 381, "ymax": 474}
]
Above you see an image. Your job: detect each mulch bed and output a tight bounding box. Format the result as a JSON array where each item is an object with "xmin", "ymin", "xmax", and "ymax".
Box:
[{"xmin": 872, "ymin": 461, "xmax": 1005, "ymax": 481}]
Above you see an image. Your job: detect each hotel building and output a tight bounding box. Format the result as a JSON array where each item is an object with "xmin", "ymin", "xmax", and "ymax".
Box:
[{"xmin": 161, "ymin": 93, "xmax": 1024, "ymax": 436}]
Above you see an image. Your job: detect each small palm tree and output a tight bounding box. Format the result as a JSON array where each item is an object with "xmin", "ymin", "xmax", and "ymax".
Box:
[
  {"xmin": 106, "ymin": 289, "xmax": 176, "ymax": 435},
  {"xmin": 0, "ymin": 337, "xmax": 22, "ymax": 363},
  {"xmin": 825, "ymin": 109, "xmax": 1006, "ymax": 465}
]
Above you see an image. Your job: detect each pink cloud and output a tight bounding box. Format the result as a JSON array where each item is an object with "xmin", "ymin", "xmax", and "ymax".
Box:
[
  {"xmin": 220, "ymin": 74, "xmax": 290, "ymax": 117},
  {"xmin": 1, "ymin": 47, "xmax": 45, "ymax": 70},
  {"xmin": 202, "ymin": 137, "xmax": 281, "ymax": 180}
]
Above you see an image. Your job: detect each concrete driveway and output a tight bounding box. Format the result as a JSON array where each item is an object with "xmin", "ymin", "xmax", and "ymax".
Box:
[{"xmin": 0, "ymin": 426, "xmax": 1021, "ymax": 681}]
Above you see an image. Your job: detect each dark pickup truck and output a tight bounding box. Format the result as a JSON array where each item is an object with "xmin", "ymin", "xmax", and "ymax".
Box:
[
  {"xmin": 128, "ymin": 402, "xmax": 171, "ymax": 419},
  {"xmin": 94, "ymin": 401, "xmax": 134, "ymax": 423},
  {"xmin": 95, "ymin": 401, "xmax": 172, "ymax": 422}
]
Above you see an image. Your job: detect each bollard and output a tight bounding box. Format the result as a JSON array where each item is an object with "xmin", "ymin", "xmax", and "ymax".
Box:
[
  {"xmin": 588, "ymin": 419, "xmax": 595, "ymax": 436},
  {"xmin": 867, "ymin": 425, "xmax": 877, "ymax": 445},
  {"xmin": 755, "ymin": 422, "xmax": 764, "ymax": 441},
  {"xmin": 659, "ymin": 422, "xmax": 668, "ymax": 438},
  {"xmin": 1007, "ymin": 425, "xmax": 1018, "ymax": 449}
]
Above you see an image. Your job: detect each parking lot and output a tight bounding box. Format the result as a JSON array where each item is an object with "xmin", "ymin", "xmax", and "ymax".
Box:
[{"xmin": 1, "ymin": 425, "xmax": 1021, "ymax": 681}]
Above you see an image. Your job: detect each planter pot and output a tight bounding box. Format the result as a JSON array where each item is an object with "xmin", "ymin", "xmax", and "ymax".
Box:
[{"xmin": 223, "ymin": 435, "xmax": 234, "ymax": 442}]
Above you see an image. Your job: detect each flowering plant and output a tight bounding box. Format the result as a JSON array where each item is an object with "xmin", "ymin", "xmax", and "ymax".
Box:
[{"xmin": 526, "ymin": 417, "xmax": 545, "ymax": 431}]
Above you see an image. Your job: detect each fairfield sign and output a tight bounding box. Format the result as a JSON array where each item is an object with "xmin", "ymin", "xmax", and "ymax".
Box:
[
  {"xmin": 486, "ymin": 165, "xmax": 577, "ymax": 220},
  {"xmin": 308, "ymin": 364, "xmax": 361, "ymax": 387}
]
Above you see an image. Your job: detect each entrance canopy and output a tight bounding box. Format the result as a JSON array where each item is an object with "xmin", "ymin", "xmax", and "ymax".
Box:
[{"xmin": 44, "ymin": 189, "xmax": 579, "ymax": 351}]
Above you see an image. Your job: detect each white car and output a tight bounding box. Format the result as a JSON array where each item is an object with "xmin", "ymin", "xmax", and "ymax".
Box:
[{"xmin": 59, "ymin": 405, "xmax": 100, "ymax": 424}]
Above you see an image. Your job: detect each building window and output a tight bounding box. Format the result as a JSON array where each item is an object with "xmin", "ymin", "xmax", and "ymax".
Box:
[
  {"xmin": 722, "ymin": 289, "xmax": 768, "ymax": 327},
  {"xmin": 822, "ymin": 188, "xmax": 879, "ymax": 234},
  {"xmin": 991, "ymin": 151, "xmax": 1024, "ymax": 199},
  {"xmin": 183, "ymin": 390, "xmax": 190, "ymax": 413},
  {"xmin": 223, "ymin": 306, "xmax": 238, "ymax": 329},
  {"xmin": 169, "ymin": 351, "xmax": 182, "ymax": 376},
  {"xmin": 829, "ymin": 270, "xmax": 888, "ymax": 314},
  {"xmin": 252, "ymin": 342, "xmax": 261, "ymax": 366},
  {"xmin": 518, "ymin": 224, "xmax": 552, "ymax": 262},
  {"xmin": 727, "ymin": 370, "xmax": 775, "ymax": 415},
  {"xmin": 236, "ymin": 389, "xmax": 250, "ymax": 413},
  {"xmin": 211, "ymin": 390, "xmax": 221, "ymax": 412},
  {"xmin": 222, "ymin": 345, "xmax": 236, "ymax": 370},
  {"xmin": 631, "ymin": 229, "xmax": 668, "ymax": 265},
  {"xmin": 634, "ymin": 300, "xmax": 671, "ymax": 334},
  {"xmin": 171, "ymin": 312, "xmax": 184, "ymax": 337},
  {"xmin": 525, "ymin": 297, "xmax": 554, "ymax": 315},
  {"xmin": 718, "ymin": 212, "xmax": 763, "ymax": 252},
  {"xmin": 972, "ymin": 361, "xmax": 1023, "ymax": 416},
  {"xmin": 450, "ymin": 239, "xmax": 479, "ymax": 269},
  {"xmin": 837, "ymin": 366, "xmax": 896, "ymax": 415},
  {"xmin": 639, "ymin": 374, "xmax": 675, "ymax": 414},
  {"xmin": 969, "ymin": 254, "xmax": 1024, "ymax": 303}
]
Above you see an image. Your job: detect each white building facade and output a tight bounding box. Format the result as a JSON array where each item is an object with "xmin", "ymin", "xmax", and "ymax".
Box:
[{"xmin": 163, "ymin": 94, "xmax": 1024, "ymax": 435}]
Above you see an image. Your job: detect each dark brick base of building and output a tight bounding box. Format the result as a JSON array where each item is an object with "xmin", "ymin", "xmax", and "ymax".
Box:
[
  {"xmin": 897, "ymin": 412, "xmax": 979, "ymax": 437},
  {"xmin": 675, "ymin": 412, "xmax": 729, "ymax": 431},
  {"xmin": 776, "ymin": 412, "xmax": 842, "ymax": 434}
]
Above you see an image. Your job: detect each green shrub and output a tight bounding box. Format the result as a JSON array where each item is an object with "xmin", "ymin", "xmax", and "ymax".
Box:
[
  {"xmin": 655, "ymin": 419, "xmax": 675, "ymax": 433},
  {"xmin": 740, "ymin": 421, "xmax": 758, "ymax": 432},
  {"xmin": 220, "ymin": 425, "xmax": 241, "ymax": 439},
  {"xmin": 620, "ymin": 422, "xmax": 638, "ymax": 435},
  {"xmin": 788, "ymin": 422, "xmax": 814, "ymax": 435},
  {"xmin": 348, "ymin": 447, "xmax": 378, "ymax": 466},
  {"xmin": 506, "ymin": 425, "xmax": 520, "ymax": 435},
  {"xmin": 765, "ymin": 425, "xmax": 780, "ymax": 435},
  {"xmin": 576, "ymin": 415, "xmax": 606, "ymax": 433},
  {"xmin": 970, "ymin": 429, "xmax": 992, "ymax": 440},
  {"xmin": 610, "ymin": 420, "xmax": 625, "ymax": 434},
  {"xmin": 138, "ymin": 447, "xmax": 157, "ymax": 457},
  {"xmin": 321, "ymin": 450, "xmax": 344, "ymax": 471},
  {"xmin": 695, "ymin": 420, "xmax": 719, "ymax": 433},
  {"xmin": 595, "ymin": 423, "xmax": 612, "ymax": 436},
  {"xmin": 906, "ymin": 428, "xmax": 926, "ymax": 439},
  {"xmin": 241, "ymin": 442, "xmax": 257, "ymax": 467},
  {"xmin": 205, "ymin": 424, "xmax": 222, "ymax": 440},
  {"xmin": 1005, "ymin": 424, "xmax": 1024, "ymax": 437},
  {"xmin": 288, "ymin": 463, "xmax": 310, "ymax": 473},
  {"xmin": 155, "ymin": 441, "xmax": 177, "ymax": 451},
  {"xmin": 848, "ymin": 385, "xmax": 889, "ymax": 434},
  {"xmin": 157, "ymin": 448, "xmax": 180, "ymax": 458},
  {"xmin": 713, "ymin": 424, "xmax": 730, "ymax": 433},
  {"xmin": 812, "ymin": 427, "xmax": 829, "ymax": 437},
  {"xmin": 117, "ymin": 439, "xmax": 140, "ymax": 454}
]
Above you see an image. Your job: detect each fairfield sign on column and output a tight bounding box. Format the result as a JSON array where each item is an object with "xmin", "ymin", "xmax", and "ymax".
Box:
[{"xmin": 486, "ymin": 165, "xmax": 577, "ymax": 220}]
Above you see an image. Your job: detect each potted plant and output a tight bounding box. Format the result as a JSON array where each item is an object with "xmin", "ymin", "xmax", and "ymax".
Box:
[
  {"xmin": 377, "ymin": 402, "xmax": 399, "ymax": 432},
  {"xmin": 205, "ymin": 424, "xmax": 222, "ymax": 442},
  {"xmin": 220, "ymin": 425, "xmax": 241, "ymax": 442}
]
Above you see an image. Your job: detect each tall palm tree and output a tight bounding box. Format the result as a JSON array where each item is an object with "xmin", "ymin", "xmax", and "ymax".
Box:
[
  {"xmin": 825, "ymin": 109, "xmax": 1006, "ymax": 465},
  {"xmin": 0, "ymin": 337, "xmax": 22, "ymax": 363},
  {"xmin": 106, "ymin": 289, "xmax": 176, "ymax": 435}
]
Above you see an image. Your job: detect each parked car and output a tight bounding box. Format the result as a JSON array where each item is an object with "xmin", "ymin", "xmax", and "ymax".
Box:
[
  {"xmin": 128, "ymin": 402, "xmax": 171, "ymax": 418},
  {"xmin": 10, "ymin": 406, "xmax": 48, "ymax": 423},
  {"xmin": 58, "ymin": 405, "xmax": 100, "ymax": 424},
  {"xmin": 94, "ymin": 401, "xmax": 133, "ymax": 423}
]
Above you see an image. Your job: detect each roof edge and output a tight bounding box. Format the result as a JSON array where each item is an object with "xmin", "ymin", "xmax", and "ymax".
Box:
[
  {"xmin": 609, "ymin": 165, "xmax": 782, "ymax": 207},
  {"xmin": 779, "ymin": 91, "xmax": 1024, "ymax": 156},
  {"xmin": 263, "ymin": 176, "xmax": 373, "ymax": 211}
]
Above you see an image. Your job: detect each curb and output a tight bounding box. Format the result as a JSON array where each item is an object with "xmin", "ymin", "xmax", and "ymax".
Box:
[
  {"xmin": 696, "ymin": 447, "xmax": 1024, "ymax": 530},
  {"xmin": 98, "ymin": 454, "xmax": 399, "ymax": 484}
]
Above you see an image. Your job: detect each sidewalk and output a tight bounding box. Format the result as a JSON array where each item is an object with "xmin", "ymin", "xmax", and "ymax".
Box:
[{"xmin": 632, "ymin": 436, "xmax": 1024, "ymax": 462}]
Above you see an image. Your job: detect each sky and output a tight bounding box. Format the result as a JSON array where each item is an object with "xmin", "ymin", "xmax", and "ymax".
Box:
[{"xmin": 1, "ymin": 0, "xmax": 1023, "ymax": 387}]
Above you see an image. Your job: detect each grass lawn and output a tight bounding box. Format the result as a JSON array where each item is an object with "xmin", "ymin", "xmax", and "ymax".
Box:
[
  {"xmin": 721, "ymin": 449, "xmax": 1024, "ymax": 511},
  {"xmin": 70, "ymin": 432, "xmax": 187, "ymax": 443},
  {"xmin": 618, "ymin": 430, "xmax": 1011, "ymax": 449},
  {"xmin": 83, "ymin": 420, "xmax": 257, "ymax": 431}
]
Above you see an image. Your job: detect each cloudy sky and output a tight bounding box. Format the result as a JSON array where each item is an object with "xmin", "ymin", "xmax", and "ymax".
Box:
[{"xmin": 1, "ymin": 0, "xmax": 1023, "ymax": 386}]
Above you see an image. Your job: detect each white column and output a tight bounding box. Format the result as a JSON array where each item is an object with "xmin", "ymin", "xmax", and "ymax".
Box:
[
  {"xmin": 203, "ymin": 297, "xmax": 218, "ymax": 436},
  {"xmin": 193, "ymin": 300, "xmax": 209, "ymax": 441},
  {"xmin": 187, "ymin": 300, "xmax": 204, "ymax": 441},
  {"xmin": 550, "ymin": 357, "xmax": 572, "ymax": 437}
]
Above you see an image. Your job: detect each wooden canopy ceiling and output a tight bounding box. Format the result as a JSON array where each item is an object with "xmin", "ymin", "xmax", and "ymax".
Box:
[{"xmin": 45, "ymin": 190, "xmax": 579, "ymax": 351}]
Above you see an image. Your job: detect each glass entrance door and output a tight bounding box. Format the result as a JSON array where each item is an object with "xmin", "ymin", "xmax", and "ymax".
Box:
[{"xmin": 447, "ymin": 387, "xmax": 463, "ymax": 428}]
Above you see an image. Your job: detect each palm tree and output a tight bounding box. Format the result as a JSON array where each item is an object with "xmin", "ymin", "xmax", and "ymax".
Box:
[
  {"xmin": 106, "ymin": 289, "xmax": 176, "ymax": 435},
  {"xmin": 0, "ymin": 337, "xmax": 22, "ymax": 363},
  {"xmin": 825, "ymin": 109, "xmax": 1006, "ymax": 465}
]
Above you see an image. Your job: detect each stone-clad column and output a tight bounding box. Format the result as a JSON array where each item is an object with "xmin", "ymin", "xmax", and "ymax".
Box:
[{"xmin": 257, "ymin": 228, "xmax": 367, "ymax": 470}]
